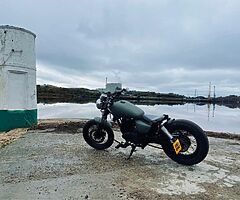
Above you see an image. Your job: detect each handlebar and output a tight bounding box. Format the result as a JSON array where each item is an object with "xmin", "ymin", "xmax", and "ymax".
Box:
[
  {"xmin": 104, "ymin": 88, "xmax": 127, "ymax": 102},
  {"xmin": 99, "ymin": 89, "xmax": 127, "ymax": 109},
  {"xmin": 111, "ymin": 88, "xmax": 127, "ymax": 97}
]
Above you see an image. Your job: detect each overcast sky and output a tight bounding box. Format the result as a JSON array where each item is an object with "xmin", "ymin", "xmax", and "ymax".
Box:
[{"xmin": 1, "ymin": 0, "xmax": 240, "ymax": 96}]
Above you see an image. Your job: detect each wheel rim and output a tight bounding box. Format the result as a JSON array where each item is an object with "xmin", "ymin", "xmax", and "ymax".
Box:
[
  {"xmin": 88, "ymin": 125, "xmax": 109, "ymax": 144},
  {"xmin": 173, "ymin": 130, "xmax": 197, "ymax": 155}
]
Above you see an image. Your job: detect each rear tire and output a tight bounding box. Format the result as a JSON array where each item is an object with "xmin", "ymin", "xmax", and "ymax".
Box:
[
  {"xmin": 83, "ymin": 120, "xmax": 114, "ymax": 150},
  {"xmin": 162, "ymin": 119, "xmax": 209, "ymax": 165}
]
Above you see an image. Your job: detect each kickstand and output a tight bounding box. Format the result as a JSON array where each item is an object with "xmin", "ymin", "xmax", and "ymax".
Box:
[{"xmin": 127, "ymin": 145, "xmax": 136, "ymax": 160}]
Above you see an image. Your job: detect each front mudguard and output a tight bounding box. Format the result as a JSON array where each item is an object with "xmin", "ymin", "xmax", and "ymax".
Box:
[{"xmin": 93, "ymin": 117, "xmax": 112, "ymax": 129}]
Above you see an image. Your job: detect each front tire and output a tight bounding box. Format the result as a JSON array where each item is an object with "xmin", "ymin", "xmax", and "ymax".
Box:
[
  {"xmin": 162, "ymin": 119, "xmax": 209, "ymax": 165},
  {"xmin": 83, "ymin": 120, "xmax": 114, "ymax": 150}
]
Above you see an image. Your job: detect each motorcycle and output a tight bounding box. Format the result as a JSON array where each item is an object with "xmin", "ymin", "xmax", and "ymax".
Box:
[{"xmin": 83, "ymin": 89, "xmax": 209, "ymax": 165}]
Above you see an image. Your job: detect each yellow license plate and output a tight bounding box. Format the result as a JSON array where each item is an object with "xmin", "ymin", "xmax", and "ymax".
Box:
[{"xmin": 173, "ymin": 139, "xmax": 182, "ymax": 155}]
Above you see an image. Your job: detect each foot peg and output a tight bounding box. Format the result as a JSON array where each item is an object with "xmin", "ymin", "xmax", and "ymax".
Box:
[{"xmin": 115, "ymin": 142, "xmax": 129, "ymax": 149}]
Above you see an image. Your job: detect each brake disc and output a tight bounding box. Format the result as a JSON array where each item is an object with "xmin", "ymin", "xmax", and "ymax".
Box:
[{"xmin": 91, "ymin": 130, "xmax": 106, "ymax": 143}]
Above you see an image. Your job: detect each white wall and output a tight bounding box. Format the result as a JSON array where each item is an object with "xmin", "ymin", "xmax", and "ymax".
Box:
[{"xmin": 0, "ymin": 26, "xmax": 36, "ymax": 110}]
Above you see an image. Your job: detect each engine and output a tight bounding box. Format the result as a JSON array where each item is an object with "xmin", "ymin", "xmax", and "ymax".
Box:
[{"xmin": 120, "ymin": 118, "xmax": 144, "ymax": 144}]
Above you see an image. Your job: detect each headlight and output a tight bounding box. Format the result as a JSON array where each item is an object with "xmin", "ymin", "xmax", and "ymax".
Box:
[
  {"xmin": 96, "ymin": 94, "xmax": 108, "ymax": 109},
  {"xmin": 100, "ymin": 94, "xmax": 107, "ymax": 101},
  {"xmin": 96, "ymin": 99, "xmax": 102, "ymax": 109}
]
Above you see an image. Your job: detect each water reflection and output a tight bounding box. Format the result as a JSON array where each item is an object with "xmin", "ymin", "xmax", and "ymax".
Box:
[
  {"xmin": 38, "ymin": 102, "xmax": 240, "ymax": 134},
  {"xmin": 38, "ymin": 98, "xmax": 240, "ymax": 109}
]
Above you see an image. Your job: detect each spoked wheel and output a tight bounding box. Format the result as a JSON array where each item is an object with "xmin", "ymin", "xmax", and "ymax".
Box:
[
  {"xmin": 83, "ymin": 120, "xmax": 114, "ymax": 150},
  {"xmin": 162, "ymin": 119, "xmax": 209, "ymax": 165}
]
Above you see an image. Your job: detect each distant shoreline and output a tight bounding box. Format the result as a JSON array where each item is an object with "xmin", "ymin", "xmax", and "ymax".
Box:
[{"xmin": 37, "ymin": 84, "xmax": 240, "ymax": 109}]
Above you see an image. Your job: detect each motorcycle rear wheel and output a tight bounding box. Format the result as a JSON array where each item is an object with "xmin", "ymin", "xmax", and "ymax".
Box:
[
  {"xmin": 83, "ymin": 120, "xmax": 114, "ymax": 150},
  {"xmin": 162, "ymin": 119, "xmax": 209, "ymax": 165}
]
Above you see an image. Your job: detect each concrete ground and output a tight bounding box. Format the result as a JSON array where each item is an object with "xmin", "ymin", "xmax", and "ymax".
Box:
[{"xmin": 0, "ymin": 129, "xmax": 239, "ymax": 200}]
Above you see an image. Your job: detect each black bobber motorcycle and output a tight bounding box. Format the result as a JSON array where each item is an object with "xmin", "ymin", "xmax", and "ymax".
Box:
[{"xmin": 83, "ymin": 89, "xmax": 209, "ymax": 165}]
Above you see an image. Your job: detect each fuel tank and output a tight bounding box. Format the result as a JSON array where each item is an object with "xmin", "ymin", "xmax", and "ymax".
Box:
[{"xmin": 110, "ymin": 100, "xmax": 144, "ymax": 119}]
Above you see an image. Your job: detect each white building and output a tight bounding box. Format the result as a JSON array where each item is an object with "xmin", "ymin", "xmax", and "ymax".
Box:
[
  {"xmin": 105, "ymin": 83, "xmax": 122, "ymax": 93},
  {"xmin": 97, "ymin": 82, "xmax": 122, "ymax": 93},
  {"xmin": 0, "ymin": 25, "xmax": 37, "ymax": 131}
]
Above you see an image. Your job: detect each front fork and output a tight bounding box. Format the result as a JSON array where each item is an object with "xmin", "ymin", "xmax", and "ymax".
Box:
[{"xmin": 96, "ymin": 110, "xmax": 109, "ymax": 131}]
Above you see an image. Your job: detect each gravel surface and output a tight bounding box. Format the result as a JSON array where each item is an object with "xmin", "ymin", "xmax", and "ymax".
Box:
[{"xmin": 0, "ymin": 128, "xmax": 239, "ymax": 200}]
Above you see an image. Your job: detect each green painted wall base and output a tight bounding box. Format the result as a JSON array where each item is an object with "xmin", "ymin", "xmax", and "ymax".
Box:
[{"xmin": 0, "ymin": 109, "xmax": 37, "ymax": 132}]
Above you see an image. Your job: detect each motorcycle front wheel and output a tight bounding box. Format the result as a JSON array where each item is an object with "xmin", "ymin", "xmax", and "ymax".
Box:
[
  {"xmin": 162, "ymin": 119, "xmax": 209, "ymax": 165},
  {"xmin": 83, "ymin": 120, "xmax": 114, "ymax": 150}
]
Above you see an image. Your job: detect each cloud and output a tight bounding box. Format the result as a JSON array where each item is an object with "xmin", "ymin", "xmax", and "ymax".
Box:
[
  {"xmin": 1, "ymin": 0, "xmax": 240, "ymax": 96},
  {"xmin": 37, "ymin": 62, "xmax": 104, "ymax": 89}
]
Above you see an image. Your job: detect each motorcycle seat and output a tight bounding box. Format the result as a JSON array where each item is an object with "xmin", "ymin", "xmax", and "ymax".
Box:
[{"xmin": 143, "ymin": 115, "xmax": 165, "ymax": 123}]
